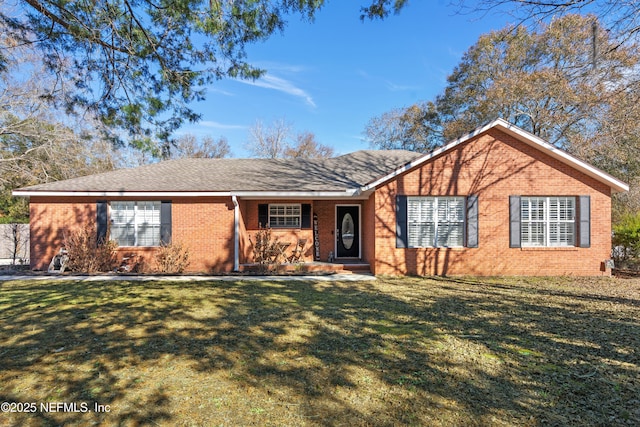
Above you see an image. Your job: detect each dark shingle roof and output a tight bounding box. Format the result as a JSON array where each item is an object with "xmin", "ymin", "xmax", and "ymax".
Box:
[{"xmin": 17, "ymin": 150, "xmax": 422, "ymax": 193}]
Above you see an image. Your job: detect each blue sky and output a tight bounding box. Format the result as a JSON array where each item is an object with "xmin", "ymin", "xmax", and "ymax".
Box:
[{"xmin": 180, "ymin": 1, "xmax": 514, "ymax": 157}]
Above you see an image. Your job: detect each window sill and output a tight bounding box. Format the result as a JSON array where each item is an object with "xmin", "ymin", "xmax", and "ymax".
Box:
[
  {"xmin": 519, "ymin": 246, "xmax": 579, "ymax": 251},
  {"xmin": 407, "ymin": 246, "xmax": 467, "ymax": 250}
]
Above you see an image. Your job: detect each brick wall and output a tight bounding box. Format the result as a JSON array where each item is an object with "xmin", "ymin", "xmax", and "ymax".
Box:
[
  {"xmin": 29, "ymin": 197, "xmax": 97, "ymax": 270},
  {"xmin": 371, "ymin": 128, "xmax": 613, "ymax": 276},
  {"xmin": 28, "ymin": 196, "xmax": 236, "ymax": 273},
  {"xmin": 172, "ymin": 197, "xmax": 235, "ymax": 272},
  {"xmin": 242, "ymin": 200, "xmax": 315, "ymax": 263}
]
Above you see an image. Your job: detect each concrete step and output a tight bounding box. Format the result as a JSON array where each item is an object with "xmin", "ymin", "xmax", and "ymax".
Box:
[{"xmin": 239, "ymin": 262, "xmax": 370, "ymax": 275}]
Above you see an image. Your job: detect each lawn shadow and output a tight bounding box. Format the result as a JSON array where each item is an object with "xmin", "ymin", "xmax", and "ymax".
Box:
[{"xmin": 0, "ymin": 277, "xmax": 638, "ymax": 425}]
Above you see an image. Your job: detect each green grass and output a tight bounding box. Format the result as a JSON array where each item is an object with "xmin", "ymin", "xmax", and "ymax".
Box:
[{"xmin": 0, "ymin": 276, "xmax": 638, "ymax": 426}]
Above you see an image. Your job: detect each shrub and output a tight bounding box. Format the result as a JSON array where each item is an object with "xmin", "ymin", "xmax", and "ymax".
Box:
[
  {"xmin": 249, "ymin": 225, "xmax": 280, "ymax": 273},
  {"xmin": 612, "ymin": 212, "xmax": 640, "ymax": 266},
  {"xmin": 155, "ymin": 241, "xmax": 190, "ymax": 274},
  {"xmin": 64, "ymin": 224, "xmax": 118, "ymax": 273}
]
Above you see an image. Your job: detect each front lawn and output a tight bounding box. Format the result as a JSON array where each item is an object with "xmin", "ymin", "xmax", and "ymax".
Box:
[{"xmin": 0, "ymin": 276, "xmax": 638, "ymax": 426}]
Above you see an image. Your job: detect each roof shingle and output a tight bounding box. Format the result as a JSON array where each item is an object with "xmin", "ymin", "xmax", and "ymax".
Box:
[{"xmin": 17, "ymin": 150, "xmax": 422, "ymax": 193}]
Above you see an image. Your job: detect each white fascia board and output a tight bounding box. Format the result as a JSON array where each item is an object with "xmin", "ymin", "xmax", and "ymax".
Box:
[
  {"xmin": 12, "ymin": 189, "xmax": 367, "ymax": 199},
  {"xmin": 231, "ymin": 190, "xmax": 365, "ymax": 200},
  {"xmin": 12, "ymin": 191, "xmax": 234, "ymax": 198},
  {"xmin": 493, "ymin": 120, "xmax": 629, "ymax": 193},
  {"xmin": 360, "ymin": 118, "xmax": 629, "ymax": 194}
]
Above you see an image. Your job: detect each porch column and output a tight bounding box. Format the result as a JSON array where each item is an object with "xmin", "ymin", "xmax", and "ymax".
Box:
[{"xmin": 232, "ymin": 195, "xmax": 239, "ymax": 272}]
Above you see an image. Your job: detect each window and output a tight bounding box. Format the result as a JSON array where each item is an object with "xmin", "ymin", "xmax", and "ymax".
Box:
[
  {"xmin": 269, "ymin": 204, "xmax": 301, "ymax": 228},
  {"xmin": 110, "ymin": 201, "xmax": 161, "ymax": 246},
  {"xmin": 521, "ymin": 197, "xmax": 575, "ymax": 247},
  {"xmin": 407, "ymin": 197, "xmax": 465, "ymax": 248}
]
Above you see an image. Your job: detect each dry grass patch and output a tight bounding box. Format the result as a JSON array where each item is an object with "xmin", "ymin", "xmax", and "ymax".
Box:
[{"xmin": 0, "ymin": 276, "xmax": 638, "ymax": 426}]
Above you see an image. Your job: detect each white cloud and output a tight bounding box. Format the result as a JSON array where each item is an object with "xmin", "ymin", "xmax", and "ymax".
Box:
[
  {"xmin": 207, "ymin": 86, "xmax": 235, "ymax": 97},
  {"xmin": 198, "ymin": 120, "xmax": 246, "ymax": 130},
  {"xmin": 239, "ymin": 74, "xmax": 316, "ymax": 108}
]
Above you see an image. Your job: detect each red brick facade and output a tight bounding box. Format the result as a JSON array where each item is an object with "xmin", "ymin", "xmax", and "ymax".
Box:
[
  {"xmin": 371, "ymin": 129, "xmax": 613, "ymax": 276},
  {"xmin": 27, "ymin": 128, "xmax": 619, "ymax": 276}
]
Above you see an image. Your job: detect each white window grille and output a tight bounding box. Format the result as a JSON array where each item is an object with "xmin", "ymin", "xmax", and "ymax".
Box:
[
  {"xmin": 269, "ymin": 204, "xmax": 301, "ymax": 228},
  {"xmin": 110, "ymin": 201, "xmax": 161, "ymax": 246},
  {"xmin": 407, "ymin": 197, "xmax": 465, "ymax": 248},
  {"xmin": 521, "ymin": 197, "xmax": 575, "ymax": 247}
]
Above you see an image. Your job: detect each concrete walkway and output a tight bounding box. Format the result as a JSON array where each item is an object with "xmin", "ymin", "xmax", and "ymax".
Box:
[{"xmin": 0, "ymin": 272, "xmax": 376, "ymax": 282}]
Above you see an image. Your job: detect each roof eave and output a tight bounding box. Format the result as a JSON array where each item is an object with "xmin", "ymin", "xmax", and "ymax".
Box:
[{"xmin": 12, "ymin": 189, "xmax": 366, "ymax": 200}]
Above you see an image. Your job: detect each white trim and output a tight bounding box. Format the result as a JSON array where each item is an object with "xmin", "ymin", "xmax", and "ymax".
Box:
[
  {"xmin": 268, "ymin": 203, "xmax": 302, "ymax": 228},
  {"xmin": 232, "ymin": 196, "xmax": 239, "ymax": 272},
  {"xmin": 12, "ymin": 190, "xmax": 364, "ymax": 199},
  {"xmin": 407, "ymin": 196, "xmax": 466, "ymax": 248},
  {"xmin": 12, "ymin": 191, "xmax": 233, "ymax": 198},
  {"xmin": 520, "ymin": 196, "xmax": 576, "ymax": 247},
  {"xmin": 233, "ymin": 191, "xmax": 363, "ymax": 200},
  {"xmin": 335, "ymin": 204, "xmax": 362, "ymax": 259},
  {"xmin": 360, "ymin": 118, "xmax": 629, "ymax": 194},
  {"xmin": 110, "ymin": 201, "xmax": 161, "ymax": 247}
]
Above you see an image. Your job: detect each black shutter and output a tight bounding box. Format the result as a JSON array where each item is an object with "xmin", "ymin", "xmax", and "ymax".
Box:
[
  {"xmin": 160, "ymin": 201, "xmax": 172, "ymax": 245},
  {"xmin": 396, "ymin": 195, "xmax": 408, "ymax": 248},
  {"xmin": 579, "ymin": 195, "xmax": 590, "ymax": 248},
  {"xmin": 97, "ymin": 201, "xmax": 108, "ymax": 244},
  {"xmin": 466, "ymin": 195, "xmax": 479, "ymax": 248},
  {"xmin": 258, "ymin": 204, "xmax": 268, "ymax": 228},
  {"xmin": 509, "ymin": 196, "xmax": 521, "ymax": 248},
  {"xmin": 301, "ymin": 204, "xmax": 312, "ymax": 229}
]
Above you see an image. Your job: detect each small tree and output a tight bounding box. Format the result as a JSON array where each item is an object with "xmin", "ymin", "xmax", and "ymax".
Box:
[{"xmin": 2, "ymin": 223, "xmax": 29, "ymax": 266}]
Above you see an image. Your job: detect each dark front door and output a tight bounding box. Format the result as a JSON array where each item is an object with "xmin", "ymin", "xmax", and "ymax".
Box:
[{"xmin": 336, "ymin": 206, "xmax": 360, "ymax": 258}]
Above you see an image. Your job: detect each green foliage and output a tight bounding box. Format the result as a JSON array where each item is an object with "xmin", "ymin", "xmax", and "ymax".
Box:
[
  {"xmin": 0, "ymin": 193, "xmax": 29, "ymax": 223},
  {"xmin": 2, "ymin": 1, "xmax": 408, "ymax": 147},
  {"xmin": 612, "ymin": 212, "xmax": 640, "ymax": 263},
  {"xmin": 360, "ymin": 0, "xmax": 409, "ymax": 20}
]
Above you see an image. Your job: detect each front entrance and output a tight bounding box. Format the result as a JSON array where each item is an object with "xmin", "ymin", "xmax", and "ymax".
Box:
[{"xmin": 336, "ymin": 205, "xmax": 360, "ymax": 258}]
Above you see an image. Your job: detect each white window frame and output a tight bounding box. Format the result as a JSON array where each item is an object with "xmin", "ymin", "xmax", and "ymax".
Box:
[
  {"xmin": 521, "ymin": 196, "xmax": 576, "ymax": 247},
  {"xmin": 268, "ymin": 204, "xmax": 301, "ymax": 228},
  {"xmin": 407, "ymin": 196, "xmax": 465, "ymax": 248},
  {"xmin": 110, "ymin": 201, "xmax": 161, "ymax": 247}
]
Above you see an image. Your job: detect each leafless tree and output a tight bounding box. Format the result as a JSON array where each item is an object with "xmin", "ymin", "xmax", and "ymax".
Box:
[
  {"xmin": 246, "ymin": 118, "xmax": 334, "ymax": 159},
  {"xmin": 455, "ymin": 0, "xmax": 640, "ymax": 48},
  {"xmin": 168, "ymin": 134, "xmax": 232, "ymax": 159},
  {"xmin": 1, "ymin": 26, "xmax": 119, "ymax": 219},
  {"xmin": 245, "ymin": 118, "xmax": 292, "ymax": 159},
  {"xmin": 2, "ymin": 223, "xmax": 29, "ymax": 265},
  {"xmin": 284, "ymin": 132, "xmax": 335, "ymax": 159}
]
